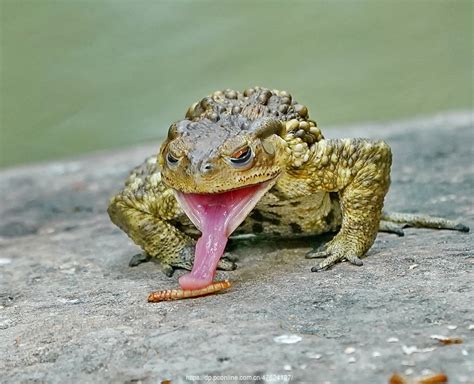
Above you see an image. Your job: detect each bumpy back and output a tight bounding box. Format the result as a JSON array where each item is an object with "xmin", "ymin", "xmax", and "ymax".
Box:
[{"xmin": 184, "ymin": 87, "xmax": 324, "ymax": 148}]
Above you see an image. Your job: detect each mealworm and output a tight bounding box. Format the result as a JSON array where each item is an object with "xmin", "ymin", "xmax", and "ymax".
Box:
[
  {"xmin": 436, "ymin": 336, "xmax": 463, "ymax": 345},
  {"xmin": 389, "ymin": 372, "xmax": 448, "ymax": 384},
  {"xmin": 147, "ymin": 280, "xmax": 231, "ymax": 302},
  {"xmin": 415, "ymin": 373, "xmax": 448, "ymax": 384},
  {"xmin": 388, "ymin": 373, "xmax": 406, "ymax": 384}
]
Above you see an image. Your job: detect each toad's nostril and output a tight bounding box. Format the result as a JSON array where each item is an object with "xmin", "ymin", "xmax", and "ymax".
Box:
[{"xmin": 201, "ymin": 162, "xmax": 213, "ymax": 173}]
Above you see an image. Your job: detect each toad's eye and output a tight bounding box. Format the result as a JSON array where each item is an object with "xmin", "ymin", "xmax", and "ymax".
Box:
[
  {"xmin": 167, "ymin": 152, "xmax": 179, "ymax": 166},
  {"xmin": 229, "ymin": 146, "xmax": 253, "ymax": 167}
]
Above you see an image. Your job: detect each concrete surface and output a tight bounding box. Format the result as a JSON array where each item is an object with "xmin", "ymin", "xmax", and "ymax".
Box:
[{"xmin": 0, "ymin": 111, "xmax": 473, "ymax": 384}]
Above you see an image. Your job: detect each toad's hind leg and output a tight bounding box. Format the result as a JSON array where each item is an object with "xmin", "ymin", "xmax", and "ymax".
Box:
[
  {"xmin": 378, "ymin": 220, "xmax": 405, "ymax": 236},
  {"xmin": 381, "ymin": 211, "xmax": 469, "ymax": 234}
]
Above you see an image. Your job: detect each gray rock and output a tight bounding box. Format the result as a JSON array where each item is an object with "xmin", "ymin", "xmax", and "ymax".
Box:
[{"xmin": 1, "ymin": 111, "xmax": 472, "ymax": 383}]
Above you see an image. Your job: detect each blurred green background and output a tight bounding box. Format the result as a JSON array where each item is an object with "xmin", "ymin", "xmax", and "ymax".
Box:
[{"xmin": 0, "ymin": 0, "xmax": 472, "ymax": 168}]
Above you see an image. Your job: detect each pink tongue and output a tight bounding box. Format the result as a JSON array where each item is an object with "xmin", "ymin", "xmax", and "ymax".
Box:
[
  {"xmin": 177, "ymin": 185, "xmax": 262, "ymax": 290},
  {"xmin": 178, "ymin": 205, "xmax": 228, "ymax": 290}
]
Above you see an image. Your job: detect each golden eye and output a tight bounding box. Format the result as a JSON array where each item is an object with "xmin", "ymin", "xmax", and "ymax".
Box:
[
  {"xmin": 229, "ymin": 146, "xmax": 253, "ymax": 167},
  {"xmin": 167, "ymin": 152, "xmax": 179, "ymax": 166}
]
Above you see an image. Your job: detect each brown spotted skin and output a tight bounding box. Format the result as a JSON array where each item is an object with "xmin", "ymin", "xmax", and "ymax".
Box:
[{"xmin": 108, "ymin": 87, "xmax": 467, "ymax": 276}]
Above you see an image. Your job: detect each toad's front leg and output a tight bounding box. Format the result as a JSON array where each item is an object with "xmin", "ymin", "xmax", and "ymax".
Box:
[
  {"xmin": 108, "ymin": 187, "xmax": 197, "ymax": 276},
  {"xmin": 304, "ymin": 139, "xmax": 392, "ymax": 271},
  {"xmin": 108, "ymin": 186, "xmax": 236, "ymax": 277}
]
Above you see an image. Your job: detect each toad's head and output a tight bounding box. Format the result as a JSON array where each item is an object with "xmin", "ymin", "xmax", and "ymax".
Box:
[{"xmin": 158, "ymin": 116, "xmax": 288, "ymax": 289}]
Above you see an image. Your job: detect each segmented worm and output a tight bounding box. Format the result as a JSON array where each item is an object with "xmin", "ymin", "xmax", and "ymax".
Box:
[
  {"xmin": 389, "ymin": 372, "xmax": 448, "ymax": 384},
  {"xmin": 147, "ymin": 280, "xmax": 231, "ymax": 302}
]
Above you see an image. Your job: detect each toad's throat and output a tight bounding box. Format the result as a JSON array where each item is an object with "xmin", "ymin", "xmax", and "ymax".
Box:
[{"xmin": 174, "ymin": 180, "xmax": 275, "ymax": 290}]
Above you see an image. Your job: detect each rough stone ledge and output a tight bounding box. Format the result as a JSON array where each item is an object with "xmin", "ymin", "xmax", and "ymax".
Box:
[{"xmin": 0, "ymin": 111, "xmax": 472, "ymax": 383}]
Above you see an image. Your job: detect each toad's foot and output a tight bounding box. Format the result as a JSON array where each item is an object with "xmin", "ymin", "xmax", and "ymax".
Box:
[
  {"xmin": 217, "ymin": 253, "xmax": 238, "ymax": 271},
  {"xmin": 305, "ymin": 236, "xmax": 364, "ymax": 272},
  {"xmin": 159, "ymin": 245, "xmax": 237, "ymax": 277},
  {"xmin": 160, "ymin": 258, "xmax": 237, "ymax": 277},
  {"xmin": 129, "ymin": 248, "xmax": 236, "ymax": 277},
  {"xmin": 129, "ymin": 253, "xmax": 152, "ymax": 267},
  {"xmin": 159, "ymin": 259, "xmax": 237, "ymax": 277}
]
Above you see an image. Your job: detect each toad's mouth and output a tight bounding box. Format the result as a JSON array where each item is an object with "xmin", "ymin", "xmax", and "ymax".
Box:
[{"xmin": 173, "ymin": 179, "xmax": 276, "ymax": 290}]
